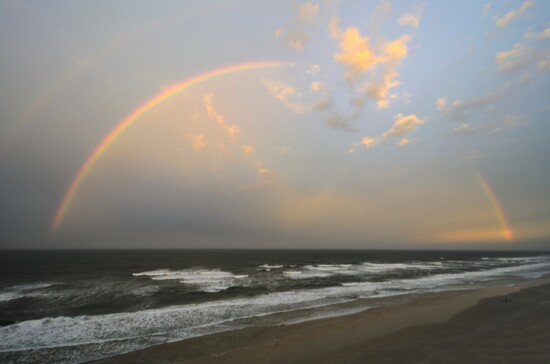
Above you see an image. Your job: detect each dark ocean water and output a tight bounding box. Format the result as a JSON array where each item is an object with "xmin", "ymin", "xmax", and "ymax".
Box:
[{"xmin": 0, "ymin": 249, "xmax": 549, "ymax": 363}]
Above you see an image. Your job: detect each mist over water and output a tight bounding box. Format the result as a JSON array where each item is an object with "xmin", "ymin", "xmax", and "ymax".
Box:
[{"xmin": 1, "ymin": 250, "xmax": 549, "ymax": 363}]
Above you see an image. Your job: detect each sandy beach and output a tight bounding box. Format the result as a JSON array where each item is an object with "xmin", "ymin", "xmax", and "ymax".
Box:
[{"xmin": 92, "ymin": 279, "xmax": 550, "ymax": 364}]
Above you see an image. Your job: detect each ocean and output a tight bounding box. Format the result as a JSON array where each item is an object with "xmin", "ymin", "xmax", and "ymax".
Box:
[{"xmin": 1, "ymin": 249, "xmax": 549, "ymax": 363}]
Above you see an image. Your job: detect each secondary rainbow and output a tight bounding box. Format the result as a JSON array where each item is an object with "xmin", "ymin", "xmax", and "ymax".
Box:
[
  {"xmin": 477, "ymin": 173, "xmax": 514, "ymax": 241},
  {"xmin": 52, "ymin": 61, "xmax": 292, "ymax": 232}
]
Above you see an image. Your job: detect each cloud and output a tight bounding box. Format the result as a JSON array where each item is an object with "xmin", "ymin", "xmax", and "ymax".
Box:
[
  {"xmin": 398, "ymin": 138, "xmax": 411, "ymax": 146},
  {"xmin": 191, "ymin": 134, "xmax": 206, "ymax": 151},
  {"xmin": 351, "ymin": 114, "xmax": 424, "ymax": 151},
  {"xmin": 495, "ymin": 43, "xmax": 534, "ymax": 72},
  {"xmin": 382, "ymin": 113, "xmax": 424, "ymax": 138},
  {"xmin": 203, "ymin": 94, "xmax": 241, "ymax": 139},
  {"xmin": 503, "ymin": 114, "xmax": 529, "ymax": 127},
  {"xmin": 275, "ymin": 2, "xmax": 319, "ymax": 51},
  {"xmin": 310, "ymin": 81, "xmax": 326, "ymax": 92},
  {"xmin": 449, "ymin": 84, "xmax": 514, "ymax": 122},
  {"xmin": 538, "ymin": 60, "xmax": 550, "ymax": 72},
  {"xmin": 324, "ymin": 113, "xmax": 358, "ymax": 131},
  {"xmin": 306, "ymin": 64, "xmax": 321, "ymax": 76},
  {"xmin": 495, "ymin": 0, "xmax": 532, "ymax": 28},
  {"xmin": 435, "ymin": 97, "xmax": 447, "ymax": 110},
  {"xmin": 314, "ymin": 98, "xmax": 334, "ymax": 111},
  {"xmin": 242, "ymin": 145, "xmax": 254, "ymax": 155},
  {"xmin": 240, "ymin": 162, "xmax": 278, "ymax": 190},
  {"xmin": 330, "ymin": 17, "xmax": 412, "ymax": 109},
  {"xmin": 525, "ymin": 27, "xmax": 550, "ymax": 40},
  {"xmin": 263, "ymin": 79, "xmax": 309, "ymax": 114},
  {"xmin": 298, "ymin": 2, "xmax": 319, "ymax": 23},
  {"xmin": 450, "ymin": 123, "xmax": 478, "ymax": 136},
  {"xmin": 398, "ymin": 7, "xmax": 423, "ymax": 28}
]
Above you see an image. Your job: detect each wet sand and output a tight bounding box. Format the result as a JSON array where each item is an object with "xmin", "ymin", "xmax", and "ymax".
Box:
[{"xmin": 92, "ymin": 279, "xmax": 550, "ymax": 364}]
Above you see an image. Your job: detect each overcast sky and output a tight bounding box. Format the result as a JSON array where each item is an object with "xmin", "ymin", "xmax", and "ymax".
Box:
[{"xmin": 1, "ymin": 0, "xmax": 549, "ymax": 249}]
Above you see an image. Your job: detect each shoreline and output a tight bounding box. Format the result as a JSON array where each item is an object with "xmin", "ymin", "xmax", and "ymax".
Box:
[{"xmin": 91, "ymin": 277, "xmax": 550, "ymax": 364}]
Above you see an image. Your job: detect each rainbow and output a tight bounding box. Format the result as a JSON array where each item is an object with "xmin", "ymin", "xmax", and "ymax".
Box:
[
  {"xmin": 51, "ymin": 61, "xmax": 292, "ymax": 232},
  {"xmin": 477, "ymin": 173, "xmax": 514, "ymax": 241}
]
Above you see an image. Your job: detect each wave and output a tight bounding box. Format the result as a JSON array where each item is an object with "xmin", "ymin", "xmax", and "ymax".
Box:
[{"xmin": 133, "ymin": 269, "xmax": 248, "ymax": 293}]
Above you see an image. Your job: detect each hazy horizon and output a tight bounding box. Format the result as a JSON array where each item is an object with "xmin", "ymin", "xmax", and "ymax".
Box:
[{"xmin": 1, "ymin": 1, "xmax": 549, "ymax": 250}]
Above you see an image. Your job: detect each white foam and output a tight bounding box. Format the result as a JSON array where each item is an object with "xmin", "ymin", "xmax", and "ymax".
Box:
[
  {"xmin": 0, "ymin": 283, "xmax": 55, "ymax": 302},
  {"xmin": 133, "ymin": 269, "xmax": 248, "ymax": 292},
  {"xmin": 258, "ymin": 264, "xmax": 284, "ymax": 269}
]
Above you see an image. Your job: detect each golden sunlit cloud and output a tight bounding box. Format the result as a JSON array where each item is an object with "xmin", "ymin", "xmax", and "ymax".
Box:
[
  {"xmin": 203, "ymin": 94, "xmax": 241, "ymax": 138},
  {"xmin": 331, "ymin": 16, "xmax": 412, "ymax": 109},
  {"xmin": 351, "ymin": 113, "xmax": 424, "ymax": 151},
  {"xmin": 495, "ymin": 0, "xmax": 532, "ymax": 28},
  {"xmin": 382, "ymin": 113, "xmax": 424, "ymax": 138}
]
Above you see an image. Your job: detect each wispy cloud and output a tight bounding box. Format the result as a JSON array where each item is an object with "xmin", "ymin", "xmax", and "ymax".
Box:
[
  {"xmin": 324, "ymin": 113, "xmax": 358, "ymax": 131},
  {"xmin": 495, "ymin": 0, "xmax": 532, "ymax": 28},
  {"xmin": 191, "ymin": 134, "xmax": 206, "ymax": 151},
  {"xmin": 298, "ymin": 2, "xmax": 319, "ymax": 23},
  {"xmin": 398, "ymin": 6, "xmax": 423, "ymax": 28},
  {"xmin": 203, "ymin": 94, "xmax": 241, "ymax": 138},
  {"xmin": 435, "ymin": 97, "xmax": 447, "ymax": 110},
  {"xmin": 242, "ymin": 145, "xmax": 255, "ymax": 155},
  {"xmin": 525, "ymin": 27, "xmax": 550, "ymax": 40},
  {"xmin": 263, "ymin": 79, "xmax": 309, "ymax": 114},
  {"xmin": 275, "ymin": 2, "xmax": 320, "ymax": 51},
  {"xmin": 351, "ymin": 114, "xmax": 424, "ymax": 151}
]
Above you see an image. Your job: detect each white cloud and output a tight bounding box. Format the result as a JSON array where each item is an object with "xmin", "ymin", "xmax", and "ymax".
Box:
[{"xmin": 495, "ymin": 0, "xmax": 532, "ymax": 28}]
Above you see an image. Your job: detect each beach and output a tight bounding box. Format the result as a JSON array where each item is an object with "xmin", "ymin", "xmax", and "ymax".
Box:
[{"xmin": 93, "ymin": 279, "xmax": 550, "ymax": 364}]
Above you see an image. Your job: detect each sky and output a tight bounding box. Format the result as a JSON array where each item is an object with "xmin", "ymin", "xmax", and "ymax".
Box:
[{"xmin": 0, "ymin": 0, "xmax": 549, "ymax": 250}]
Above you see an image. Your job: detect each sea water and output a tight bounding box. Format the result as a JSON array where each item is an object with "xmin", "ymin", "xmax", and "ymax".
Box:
[{"xmin": 0, "ymin": 249, "xmax": 549, "ymax": 363}]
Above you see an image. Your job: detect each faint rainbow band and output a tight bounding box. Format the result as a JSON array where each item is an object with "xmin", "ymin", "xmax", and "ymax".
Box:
[
  {"xmin": 51, "ymin": 61, "xmax": 292, "ymax": 232},
  {"xmin": 477, "ymin": 173, "xmax": 514, "ymax": 241}
]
